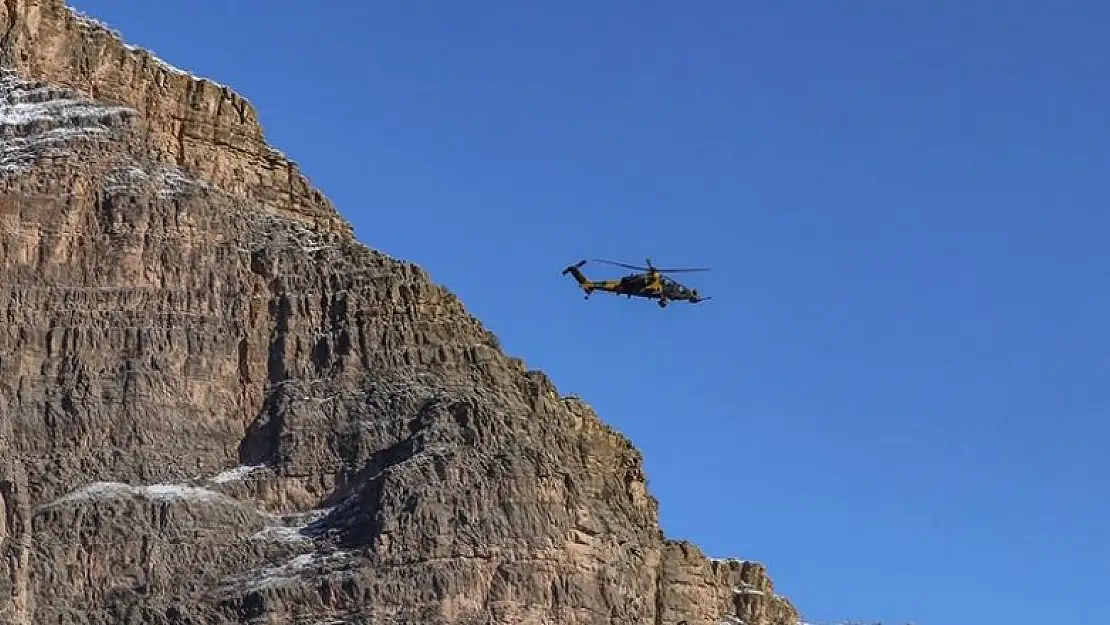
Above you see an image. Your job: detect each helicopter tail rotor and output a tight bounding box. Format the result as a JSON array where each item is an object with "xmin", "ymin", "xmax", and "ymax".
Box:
[{"xmin": 561, "ymin": 259, "xmax": 587, "ymax": 275}]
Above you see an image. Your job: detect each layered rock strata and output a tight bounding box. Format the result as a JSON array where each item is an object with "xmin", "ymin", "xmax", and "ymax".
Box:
[{"xmin": 0, "ymin": 2, "xmax": 804, "ymax": 624}]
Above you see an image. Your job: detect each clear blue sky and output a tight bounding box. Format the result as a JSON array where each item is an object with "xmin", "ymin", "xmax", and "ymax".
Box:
[{"xmin": 68, "ymin": 2, "xmax": 1109, "ymax": 623}]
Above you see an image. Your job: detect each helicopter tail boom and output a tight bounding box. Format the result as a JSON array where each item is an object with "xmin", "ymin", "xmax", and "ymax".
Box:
[
  {"xmin": 562, "ymin": 260, "xmax": 624, "ymax": 296},
  {"xmin": 561, "ymin": 260, "xmax": 594, "ymax": 292}
]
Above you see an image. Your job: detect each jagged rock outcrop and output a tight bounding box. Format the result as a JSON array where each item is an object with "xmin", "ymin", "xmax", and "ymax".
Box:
[{"xmin": 0, "ymin": 2, "xmax": 805, "ymax": 624}]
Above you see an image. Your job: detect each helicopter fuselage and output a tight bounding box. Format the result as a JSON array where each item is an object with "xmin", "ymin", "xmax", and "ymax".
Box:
[{"xmin": 561, "ymin": 259, "xmax": 709, "ymax": 307}]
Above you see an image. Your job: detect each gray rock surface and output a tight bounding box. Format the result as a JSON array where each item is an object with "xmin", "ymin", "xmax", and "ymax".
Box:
[{"xmin": 0, "ymin": 2, "xmax": 805, "ymax": 624}]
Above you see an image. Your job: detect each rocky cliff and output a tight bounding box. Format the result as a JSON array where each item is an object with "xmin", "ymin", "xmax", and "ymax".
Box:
[{"xmin": 0, "ymin": 2, "xmax": 804, "ymax": 624}]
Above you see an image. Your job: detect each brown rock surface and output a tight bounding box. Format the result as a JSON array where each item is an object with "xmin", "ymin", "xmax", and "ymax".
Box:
[{"xmin": 0, "ymin": 2, "xmax": 805, "ymax": 624}]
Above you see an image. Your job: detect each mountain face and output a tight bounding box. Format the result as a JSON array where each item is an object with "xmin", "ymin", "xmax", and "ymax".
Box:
[{"xmin": 0, "ymin": 2, "xmax": 803, "ymax": 624}]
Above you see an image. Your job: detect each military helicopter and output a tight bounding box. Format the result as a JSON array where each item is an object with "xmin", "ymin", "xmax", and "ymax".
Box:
[{"xmin": 561, "ymin": 258, "xmax": 711, "ymax": 307}]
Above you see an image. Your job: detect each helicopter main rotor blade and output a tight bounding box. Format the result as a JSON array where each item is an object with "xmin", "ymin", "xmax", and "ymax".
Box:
[
  {"xmin": 655, "ymin": 267, "xmax": 710, "ymax": 273},
  {"xmin": 590, "ymin": 258, "xmax": 711, "ymax": 273},
  {"xmin": 591, "ymin": 258, "xmax": 650, "ymax": 271}
]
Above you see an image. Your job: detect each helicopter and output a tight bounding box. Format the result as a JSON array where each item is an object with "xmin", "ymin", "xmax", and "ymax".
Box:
[{"xmin": 561, "ymin": 258, "xmax": 711, "ymax": 308}]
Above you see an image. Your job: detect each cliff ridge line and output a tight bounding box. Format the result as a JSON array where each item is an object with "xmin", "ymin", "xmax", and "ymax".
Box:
[{"xmin": 0, "ymin": 0, "xmax": 352, "ymax": 235}]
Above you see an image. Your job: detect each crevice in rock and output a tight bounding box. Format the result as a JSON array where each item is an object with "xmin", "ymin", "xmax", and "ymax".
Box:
[
  {"xmin": 238, "ymin": 275, "xmax": 294, "ymax": 466},
  {"xmin": 237, "ymin": 337, "xmax": 250, "ymax": 385},
  {"xmin": 174, "ymin": 118, "xmax": 186, "ymax": 167},
  {"xmin": 654, "ymin": 555, "xmax": 666, "ymax": 625},
  {"xmin": 0, "ymin": 479, "xmax": 20, "ymax": 539},
  {"xmin": 310, "ymin": 391, "xmax": 462, "ymax": 551},
  {"xmin": 1, "ymin": 0, "xmax": 17, "ymax": 52},
  {"xmin": 265, "ymin": 291, "xmax": 292, "ymax": 386},
  {"xmin": 326, "ymin": 432, "xmax": 425, "ymax": 549}
]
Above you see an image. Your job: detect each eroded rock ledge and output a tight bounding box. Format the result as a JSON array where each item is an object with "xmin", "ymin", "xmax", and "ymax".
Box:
[{"xmin": 0, "ymin": 0, "xmax": 350, "ymax": 235}]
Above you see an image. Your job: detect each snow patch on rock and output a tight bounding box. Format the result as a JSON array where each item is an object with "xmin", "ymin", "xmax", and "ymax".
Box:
[
  {"xmin": 734, "ymin": 584, "xmax": 765, "ymax": 596},
  {"xmin": 41, "ymin": 480, "xmax": 232, "ymax": 509},
  {"xmin": 0, "ymin": 70, "xmax": 136, "ymax": 178},
  {"xmin": 209, "ymin": 463, "xmax": 267, "ymax": 485},
  {"xmin": 102, "ymin": 161, "xmax": 209, "ymax": 199},
  {"xmin": 228, "ymin": 549, "xmax": 356, "ymax": 593},
  {"xmin": 251, "ymin": 506, "xmax": 335, "ymax": 544}
]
